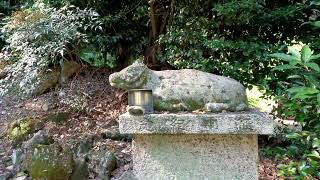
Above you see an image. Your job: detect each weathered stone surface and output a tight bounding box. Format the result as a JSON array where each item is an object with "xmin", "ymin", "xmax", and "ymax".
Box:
[
  {"xmin": 23, "ymin": 144, "xmax": 73, "ymax": 180},
  {"xmin": 133, "ymin": 134, "xmax": 258, "ymax": 180},
  {"xmin": 70, "ymin": 158, "xmax": 89, "ymax": 180},
  {"xmin": 109, "ymin": 62, "xmax": 248, "ymax": 112},
  {"xmin": 22, "ymin": 130, "xmax": 51, "ymax": 150},
  {"xmin": 117, "ymin": 171, "xmax": 137, "ymax": 180},
  {"xmin": 119, "ymin": 111, "xmax": 275, "ymax": 135},
  {"xmin": 88, "ymin": 147, "xmax": 117, "ymax": 180}
]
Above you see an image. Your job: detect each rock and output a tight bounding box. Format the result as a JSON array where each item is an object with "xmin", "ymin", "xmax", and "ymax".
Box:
[
  {"xmin": 0, "ymin": 172, "xmax": 13, "ymax": 180},
  {"xmin": 109, "ymin": 62, "xmax": 248, "ymax": 112},
  {"xmin": 101, "ymin": 129, "xmax": 132, "ymax": 141},
  {"xmin": 14, "ymin": 176, "xmax": 28, "ymax": 180},
  {"xmin": 0, "ymin": 70, "xmax": 7, "ymax": 79},
  {"xmin": 41, "ymin": 103, "xmax": 49, "ymax": 111},
  {"xmin": 60, "ymin": 60, "xmax": 81, "ymax": 84},
  {"xmin": 34, "ymin": 61, "xmax": 81, "ymax": 96},
  {"xmin": 23, "ymin": 144, "xmax": 73, "ymax": 180},
  {"xmin": 32, "ymin": 68, "xmax": 61, "ymax": 96},
  {"xmin": 21, "ymin": 130, "xmax": 52, "ymax": 150},
  {"xmin": 7, "ymin": 118, "xmax": 36, "ymax": 145},
  {"xmin": 88, "ymin": 147, "xmax": 116, "ymax": 180},
  {"xmin": 117, "ymin": 171, "xmax": 137, "ymax": 180},
  {"xmin": 77, "ymin": 136, "xmax": 93, "ymax": 156},
  {"xmin": 70, "ymin": 158, "xmax": 89, "ymax": 180},
  {"xmin": 127, "ymin": 106, "xmax": 145, "ymax": 115},
  {"xmin": 12, "ymin": 149, "xmax": 23, "ymax": 172},
  {"xmin": 44, "ymin": 112, "xmax": 70, "ymax": 124},
  {"xmin": 5, "ymin": 165, "xmax": 13, "ymax": 172}
]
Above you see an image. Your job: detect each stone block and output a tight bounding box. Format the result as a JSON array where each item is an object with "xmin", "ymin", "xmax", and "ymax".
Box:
[{"xmin": 119, "ymin": 111, "xmax": 275, "ymax": 180}]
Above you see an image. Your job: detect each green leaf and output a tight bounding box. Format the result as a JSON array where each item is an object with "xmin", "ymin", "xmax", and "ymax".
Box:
[
  {"xmin": 293, "ymin": 89, "xmax": 319, "ymax": 99},
  {"xmin": 317, "ymin": 93, "xmax": 320, "ymax": 105},
  {"xmin": 301, "ymin": 45, "xmax": 313, "ymax": 63},
  {"xmin": 271, "ymin": 64, "xmax": 298, "ymax": 71},
  {"xmin": 306, "ymin": 150, "xmax": 320, "ymax": 159},
  {"xmin": 310, "ymin": 53, "xmax": 320, "ymax": 61},
  {"xmin": 302, "ymin": 21, "xmax": 320, "ymax": 28},
  {"xmin": 287, "ymin": 87, "xmax": 319, "ymax": 94},
  {"xmin": 269, "ymin": 53, "xmax": 299, "ymax": 62},
  {"xmin": 305, "ymin": 62, "xmax": 320, "ymax": 72},
  {"xmin": 313, "ymin": 138, "xmax": 320, "ymax": 148},
  {"xmin": 288, "ymin": 46, "xmax": 301, "ymax": 59}
]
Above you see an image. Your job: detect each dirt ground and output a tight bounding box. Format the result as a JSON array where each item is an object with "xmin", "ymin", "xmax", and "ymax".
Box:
[{"xmin": 0, "ymin": 67, "xmax": 279, "ymax": 179}]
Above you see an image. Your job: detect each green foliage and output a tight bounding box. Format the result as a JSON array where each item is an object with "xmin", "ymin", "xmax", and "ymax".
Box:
[
  {"xmin": 263, "ymin": 130, "xmax": 320, "ymax": 179},
  {"xmin": 266, "ymin": 44, "xmax": 320, "ymax": 178},
  {"xmin": 269, "ymin": 45, "xmax": 320, "ymax": 127},
  {"xmin": 157, "ymin": 0, "xmax": 315, "ymax": 86},
  {"xmin": 44, "ymin": 0, "xmax": 149, "ymax": 68},
  {"xmin": 2, "ymin": 2, "xmax": 97, "ymax": 65}
]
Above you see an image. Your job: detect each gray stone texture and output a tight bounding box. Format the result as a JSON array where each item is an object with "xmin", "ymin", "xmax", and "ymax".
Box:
[
  {"xmin": 119, "ymin": 111, "xmax": 274, "ymax": 180},
  {"xmin": 119, "ymin": 111, "xmax": 275, "ymax": 135},
  {"xmin": 109, "ymin": 62, "xmax": 248, "ymax": 112},
  {"xmin": 133, "ymin": 134, "xmax": 258, "ymax": 180}
]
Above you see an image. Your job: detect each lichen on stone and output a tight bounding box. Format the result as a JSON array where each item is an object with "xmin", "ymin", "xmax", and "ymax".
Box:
[{"xmin": 23, "ymin": 144, "xmax": 74, "ymax": 180}]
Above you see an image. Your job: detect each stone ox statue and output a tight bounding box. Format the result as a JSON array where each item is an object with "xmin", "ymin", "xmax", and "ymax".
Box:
[{"xmin": 109, "ymin": 62, "xmax": 248, "ymax": 112}]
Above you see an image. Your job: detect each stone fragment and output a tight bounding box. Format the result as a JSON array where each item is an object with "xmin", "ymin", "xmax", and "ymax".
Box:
[
  {"xmin": 22, "ymin": 130, "xmax": 51, "ymax": 150},
  {"xmin": 70, "ymin": 158, "xmax": 89, "ymax": 180},
  {"xmin": 88, "ymin": 147, "xmax": 116, "ymax": 180},
  {"xmin": 12, "ymin": 149, "xmax": 23, "ymax": 172},
  {"xmin": 77, "ymin": 136, "xmax": 93, "ymax": 156},
  {"xmin": 23, "ymin": 144, "xmax": 73, "ymax": 180},
  {"xmin": 117, "ymin": 171, "xmax": 137, "ymax": 180},
  {"xmin": 0, "ymin": 172, "xmax": 13, "ymax": 180},
  {"xmin": 101, "ymin": 128, "xmax": 132, "ymax": 141}
]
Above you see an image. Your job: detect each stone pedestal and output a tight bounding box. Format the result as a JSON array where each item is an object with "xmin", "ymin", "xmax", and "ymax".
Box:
[{"xmin": 119, "ymin": 111, "xmax": 275, "ymax": 180}]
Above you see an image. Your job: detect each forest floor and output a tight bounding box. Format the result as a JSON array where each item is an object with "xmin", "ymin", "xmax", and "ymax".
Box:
[{"xmin": 0, "ymin": 67, "xmax": 279, "ymax": 179}]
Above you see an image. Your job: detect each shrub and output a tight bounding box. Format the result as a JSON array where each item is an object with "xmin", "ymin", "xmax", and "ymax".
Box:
[
  {"xmin": 267, "ymin": 44, "xmax": 320, "ymax": 178},
  {"xmin": 157, "ymin": 0, "xmax": 314, "ymax": 86},
  {"xmin": 0, "ymin": 1, "xmax": 98, "ymax": 98}
]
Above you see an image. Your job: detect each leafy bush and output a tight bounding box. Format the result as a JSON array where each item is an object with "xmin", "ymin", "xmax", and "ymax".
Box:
[
  {"xmin": 44, "ymin": 0, "xmax": 149, "ymax": 68},
  {"xmin": 269, "ymin": 44, "xmax": 320, "ymax": 127},
  {"xmin": 266, "ymin": 44, "xmax": 320, "ymax": 178},
  {"xmin": 157, "ymin": 0, "xmax": 315, "ymax": 86},
  {"xmin": 0, "ymin": 1, "xmax": 98, "ymax": 98}
]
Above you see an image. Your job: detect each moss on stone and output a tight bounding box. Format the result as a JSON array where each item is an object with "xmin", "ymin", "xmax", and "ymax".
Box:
[
  {"xmin": 184, "ymin": 98, "xmax": 204, "ymax": 111},
  {"xmin": 7, "ymin": 118, "xmax": 35, "ymax": 144},
  {"xmin": 24, "ymin": 144, "xmax": 74, "ymax": 180},
  {"xmin": 154, "ymin": 98, "xmax": 204, "ymax": 112}
]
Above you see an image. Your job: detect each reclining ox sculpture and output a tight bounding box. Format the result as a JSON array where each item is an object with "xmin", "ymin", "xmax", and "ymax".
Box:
[{"xmin": 109, "ymin": 61, "xmax": 248, "ymax": 112}]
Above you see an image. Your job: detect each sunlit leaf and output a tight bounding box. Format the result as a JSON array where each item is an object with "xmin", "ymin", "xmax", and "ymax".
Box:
[
  {"xmin": 305, "ymin": 62, "xmax": 320, "ymax": 72},
  {"xmin": 313, "ymin": 138, "xmax": 320, "ymax": 148},
  {"xmin": 301, "ymin": 45, "xmax": 313, "ymax": 63},
  {"xmin": 269, "ymin": 53, "xmax": 299, "ymax": 62}
]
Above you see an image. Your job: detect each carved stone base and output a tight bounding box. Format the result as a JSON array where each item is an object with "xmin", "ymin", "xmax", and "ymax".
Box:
[
  {"xmin": 133, "ymin": 134, "xmax": 258, "ymax": 180},
  {"xmin": 119, "ymin": 111, "xmax": 275, "ymax": 180}
]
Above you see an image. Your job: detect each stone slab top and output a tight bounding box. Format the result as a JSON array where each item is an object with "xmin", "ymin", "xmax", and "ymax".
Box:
[{"xmin": 119, "ymin": 110, "xmax": 275, "ymax": 135}]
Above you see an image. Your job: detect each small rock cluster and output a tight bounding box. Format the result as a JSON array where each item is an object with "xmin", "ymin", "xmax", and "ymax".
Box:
[{"xmin": 0, "ymin": 118, "xmax": 134, "ymax": 180}]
